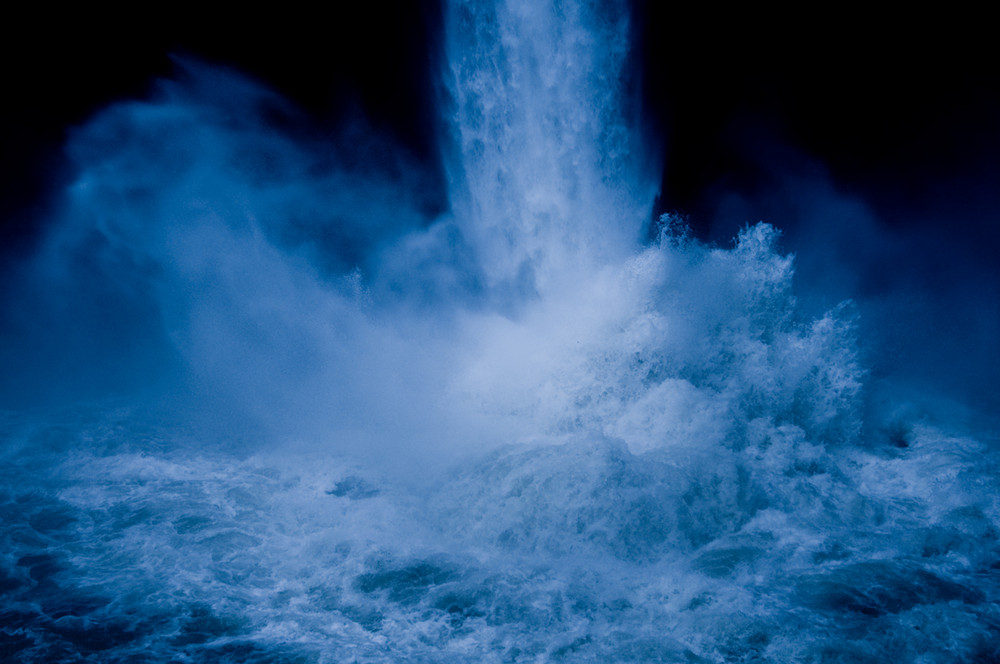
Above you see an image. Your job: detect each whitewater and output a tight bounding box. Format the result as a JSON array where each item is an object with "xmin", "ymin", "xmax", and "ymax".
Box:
[{"xmin": 2, "ymin": 1, "xmax": 998, "ymax": 662}]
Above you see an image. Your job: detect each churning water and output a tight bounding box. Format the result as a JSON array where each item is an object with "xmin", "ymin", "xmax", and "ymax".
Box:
[{"xmin": 2, "ymin": 1, "xmax": 999, "ymax": 662}]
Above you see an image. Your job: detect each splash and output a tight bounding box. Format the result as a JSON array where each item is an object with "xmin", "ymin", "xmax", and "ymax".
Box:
[{"xmin": 1, "ymin": 1, "xmax": 998, "ymax": 662}]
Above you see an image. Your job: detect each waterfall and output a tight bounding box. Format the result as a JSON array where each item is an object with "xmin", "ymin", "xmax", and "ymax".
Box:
[
  {"xmin": 0, "ymin": 1, "xmax": 997, "ymax": 662},
  {"xmin": 443, "ymin": 0, "xmax": 654, "ymax": 292}
]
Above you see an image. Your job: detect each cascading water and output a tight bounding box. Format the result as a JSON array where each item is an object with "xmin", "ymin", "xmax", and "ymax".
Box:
[
  {"xmin": 443, "ymin": 0, "xmax": 653, "ymax": 290},
  {"xmin": 2, "ymin": 1, "xmax": 999, "ymax": 662}
]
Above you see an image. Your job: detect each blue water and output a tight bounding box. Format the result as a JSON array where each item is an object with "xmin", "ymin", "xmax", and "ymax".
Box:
[{"xmin": 2, "ymin": 1, "xmax": 999, "ymax": 662}]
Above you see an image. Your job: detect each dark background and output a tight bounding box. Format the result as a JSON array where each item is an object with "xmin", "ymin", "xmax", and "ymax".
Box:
[
  {"xmin": 2, "ymin": 2, "xmax": 998, "ymax": 412},
  {"xmin": 3, "ymin": 5, "xmax": 997, "ymax": 246}
]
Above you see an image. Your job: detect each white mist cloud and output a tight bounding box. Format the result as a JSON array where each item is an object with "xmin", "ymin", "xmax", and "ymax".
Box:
[{"xmin": 2, "ymin": 53, "xmax": 862, "ymax": 485}]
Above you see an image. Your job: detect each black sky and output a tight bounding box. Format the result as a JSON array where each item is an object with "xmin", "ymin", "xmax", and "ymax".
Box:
[{"xmin": 3, "ymin": 4, "xmax": 997, "ymax": 243}]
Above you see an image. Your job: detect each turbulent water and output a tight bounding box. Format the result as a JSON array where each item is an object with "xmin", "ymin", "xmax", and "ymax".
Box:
[{"xmin": 2, "ymin": 1, "xmax": 999, "ymax": 662}]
